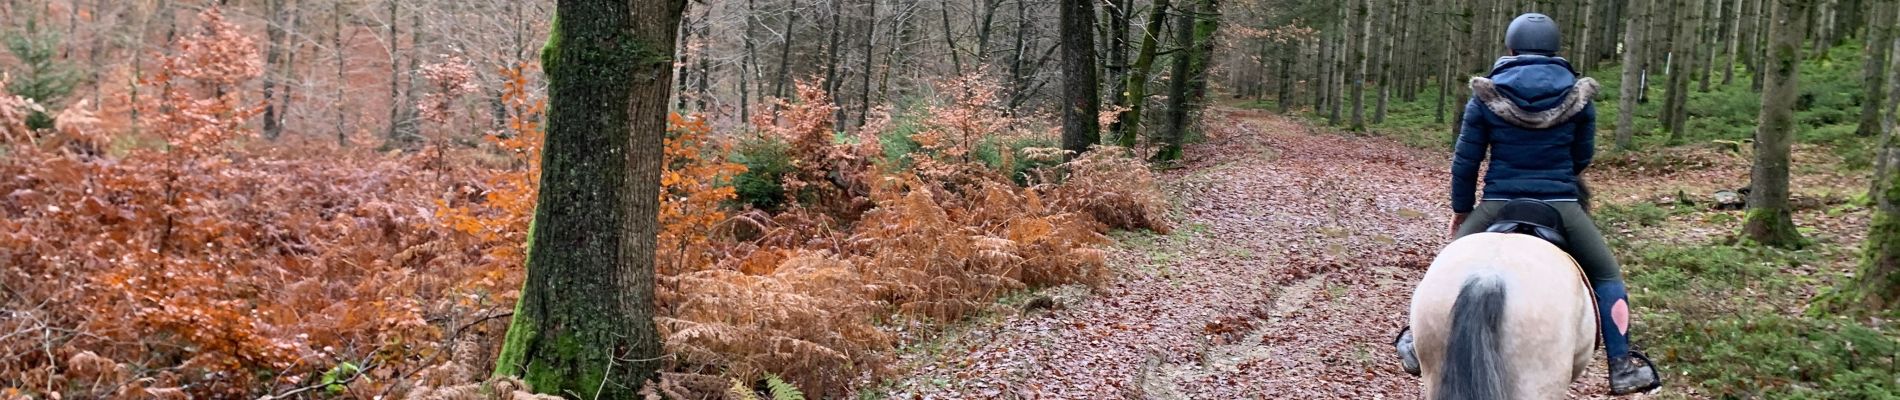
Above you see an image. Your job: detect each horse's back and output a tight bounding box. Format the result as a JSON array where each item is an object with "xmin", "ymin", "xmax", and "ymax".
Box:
[{"xmin": 1411, "ymin": 233, "xmax": 1597, "ymax": 399}]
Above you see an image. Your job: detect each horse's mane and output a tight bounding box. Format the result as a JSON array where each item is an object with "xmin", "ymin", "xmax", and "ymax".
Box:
[{"xmin": 1433, "ymin": 274, "xmax": 1514, "ymax": 400}]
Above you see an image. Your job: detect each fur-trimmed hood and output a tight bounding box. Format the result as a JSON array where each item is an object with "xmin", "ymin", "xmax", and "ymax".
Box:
[
  {"xmin": 1471, "ymin": 76, "xmax": 1599, "ymax": 130},
  {"xmin": 1470, "ymin": 55, "xmax": 1598, "ymax": 130}
]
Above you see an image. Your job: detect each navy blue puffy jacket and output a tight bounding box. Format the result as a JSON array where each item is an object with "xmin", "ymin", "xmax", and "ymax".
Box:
[{"xmin": 1451, "ymin": 55, "xmax": 1600, "ymax": 214}]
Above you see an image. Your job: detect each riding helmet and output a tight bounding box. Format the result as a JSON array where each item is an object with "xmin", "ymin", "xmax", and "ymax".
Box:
[{"xmin": 1505, "ymin": 13, "xmax": 1561, "ymax": 56}]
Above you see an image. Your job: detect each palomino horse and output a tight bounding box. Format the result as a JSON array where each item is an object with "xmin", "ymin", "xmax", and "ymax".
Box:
[{"xmin": 1409, "ymin": 230, "xmax": 1597, "ymax": 399}]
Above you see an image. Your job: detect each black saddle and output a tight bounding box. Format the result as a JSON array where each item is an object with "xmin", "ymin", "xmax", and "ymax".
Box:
[{"xmin": 1483, "ymin": 199, "xmax": 1570, "ymax": 250}]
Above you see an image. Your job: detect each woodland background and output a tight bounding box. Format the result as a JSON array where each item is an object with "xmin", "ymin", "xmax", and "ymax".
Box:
[{"xmin": 0, "ymin": 0, "xmax": 1896, "ymax": 398}]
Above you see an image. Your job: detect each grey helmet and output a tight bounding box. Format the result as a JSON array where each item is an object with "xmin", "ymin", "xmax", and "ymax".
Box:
[{"xmin": 1505, "ymin": 13, "xmax": 1561, "ymax": 55}]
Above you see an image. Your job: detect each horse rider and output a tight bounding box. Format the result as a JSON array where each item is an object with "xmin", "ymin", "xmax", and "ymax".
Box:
[{"xmin": 1393, "ymin": 13, "xmax": 1664, "ymax": 395}]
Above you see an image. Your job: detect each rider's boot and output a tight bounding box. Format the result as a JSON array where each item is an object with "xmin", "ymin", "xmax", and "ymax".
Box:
[
  {"xmin": 1393, "ymin": 326, "xmax": 1420, "ymax": 376},
  {"xmin": 1596, "ymin": 281, "xmax": 1661, "ymax": 395}
]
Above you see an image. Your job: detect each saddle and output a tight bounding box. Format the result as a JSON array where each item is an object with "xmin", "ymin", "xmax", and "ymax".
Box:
[
  {"xmin": 1483, "ymin": 198, "xmax": 1569, "ymax": 251},
  {"xmin": 1481, "ymin": 198, "xmax": 1602, "ymax": 349}
]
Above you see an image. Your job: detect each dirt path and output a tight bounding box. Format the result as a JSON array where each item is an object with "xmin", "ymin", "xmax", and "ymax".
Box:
[{"xmin": 880, "ymin": 109, "xmax": 1637, "ymax": 399}]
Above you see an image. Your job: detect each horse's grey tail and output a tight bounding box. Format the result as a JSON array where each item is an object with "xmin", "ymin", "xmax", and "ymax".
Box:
[{"xmin": 1434, "ymin": 275, "xmax": 1512, "ymax": 400}]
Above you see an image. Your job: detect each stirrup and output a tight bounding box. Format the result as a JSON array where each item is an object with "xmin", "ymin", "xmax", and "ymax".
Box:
[
  {"xmin": 1608, "ymin": 350, "xmax": 1662, "ymax": 395},
  {"xmin": 1393, "ymin": 326, "xmax": 1420, "ymax": 377}
]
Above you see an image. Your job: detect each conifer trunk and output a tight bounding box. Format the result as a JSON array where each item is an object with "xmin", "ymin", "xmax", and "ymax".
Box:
[
  {"xmin": 491, "ymin": 0, "xmax": 681, "ymax": 396},
  {"xmin": 1059, "ymin": 0, "xmax": 1101, "ymax": 156},
  {"xmin": 1664, "ymin": 0, "xmax": 1701, "ymax": 142},
  {"xmin": 1745, "ymin": 0, "xmax": 1812, "ymax": 248},
  {"xmin": 1616, "ymin": 0, "xmax": 1649, "ymax": 151},
  {"xmin": 1856, "ymin": 0, "xmax": 1895, "ymax": 137},
  {"xmin": 1349, "ymin": 0, "xmax": 1369, "ymax": 130}
]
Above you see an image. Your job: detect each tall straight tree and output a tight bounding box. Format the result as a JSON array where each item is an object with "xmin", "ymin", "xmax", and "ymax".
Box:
[
  {"xmin": 1349, "ymin": 0, "xmax": 1369, "ymax": 130},
  {"xmin": 1664, "ymin": 0, "xmax": 1702, "ymax": 142},
  {"xmin": 1745, "ymin": 0, "xmax": 1813, "ymax": 248},
  {"xmin": 1059, "ymin": 0, "xmax": 1100, "ymax": 155},
  {"xmin": 1616, "ymin": 0, "xmax": 1649, "ymax": 151},
  {"xmin": 491, "ymin": 0, "xmax": 683, "ymax": 396},
  {"xmin": 1724, "ymin": 0, "xmax": 1745, "ymax": 85},
  {"xmin": 1856, "ymin": 0, "xmax": 1895, "ymax": 137}
]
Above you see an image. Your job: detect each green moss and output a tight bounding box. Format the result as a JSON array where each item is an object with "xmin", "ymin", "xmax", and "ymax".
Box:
[
  {"xmin": 492, "ymin": 217, "xmax": 537, "ymax": 379},
  {"xmin": 1744, "ymin": 207, "xmax": 1807, "ymax": 249}
]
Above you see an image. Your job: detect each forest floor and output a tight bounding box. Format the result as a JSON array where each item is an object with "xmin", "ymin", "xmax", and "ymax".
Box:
[{"xmin": 871, "ymin": 107, "xmax": 1646, "ymax": 399}]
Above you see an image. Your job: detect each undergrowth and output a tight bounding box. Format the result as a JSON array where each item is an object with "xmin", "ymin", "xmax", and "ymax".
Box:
[
  {"xmin": 1596, "ymin": 202, "xmax": 1899, "ymax": 399},
  {"xmin": 0, "ymin": 21, "xmax": 1170, "ymax": 397}
]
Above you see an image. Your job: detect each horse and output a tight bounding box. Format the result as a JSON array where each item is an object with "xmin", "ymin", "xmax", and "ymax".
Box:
[{"xmin": 1409, "ymin": 224, "xmax": 1598, "ymax": 399}]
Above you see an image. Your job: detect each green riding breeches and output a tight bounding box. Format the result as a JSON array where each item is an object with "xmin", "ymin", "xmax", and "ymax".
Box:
[{"xmin": 1456, "ymin": 200, "xmax": 1623, "ymax": 286}]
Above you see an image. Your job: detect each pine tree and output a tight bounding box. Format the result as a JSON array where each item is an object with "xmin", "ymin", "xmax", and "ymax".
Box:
[{"xmin": 3, "ymin": 19, "xmax": 80, "ymax": 131}]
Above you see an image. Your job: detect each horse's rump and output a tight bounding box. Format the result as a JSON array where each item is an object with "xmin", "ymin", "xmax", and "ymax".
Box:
[{"xmin": 1409, "ymin": 233, "xmax": 1597, "ymax": 399}]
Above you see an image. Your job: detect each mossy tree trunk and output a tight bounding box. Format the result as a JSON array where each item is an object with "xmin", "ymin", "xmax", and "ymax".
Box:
[
  {"xmin": 1615, "ymin": 0, "xmax": 1649, "ymax": 151},
  {"xmin": 1849, "ymin": 122, "xmax": 1900, "ymax": 311},
  {"xmin": 1155, "ymin": 0, "xmax": 1220, "ymax": 162},
  {"xmin": 1059, "ymin": 0, "xmax": 1101, "ymax": 156},
  {"xmin": 1745, "ymin": 0, "xmax": 1811, "ymax": 249},
  {"xmin": 1850, "ymin": 17, "xmax": 1900, "ymax": 312},
  {"xmin": 1114, "ymin": 0, "xmax": 1172, "ymax": 147},
  {"xmin": 492, "ymin": 0, "xmax": 684, "ymax": 397}
]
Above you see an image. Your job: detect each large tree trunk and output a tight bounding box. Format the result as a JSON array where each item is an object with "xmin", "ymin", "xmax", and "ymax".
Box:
[
  {"xmin": 1113, "ymin": 0, "xmax": 1171, "ymax": 147},
  {"xmin": 1059, "ymin": 0, "xmax": 1101, "ymax": 156},
  {"xmin": 1856, "ymin": 0, "xmax": 1895, "ymax": 137},
  {"xmin": 1616, "ymin": 0, "xmax": 1649, "ymax": 151},
  {"xmin": 490, "ymin": 0, "xmax": 681, "ymax": 396},
  {"xmin": 1745, "ymin": 0, "xmax": 1812, "ymax": 248}
]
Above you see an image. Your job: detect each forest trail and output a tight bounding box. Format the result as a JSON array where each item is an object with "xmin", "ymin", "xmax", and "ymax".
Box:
[{"xmin": 882, "ymin": 108, "xmax": 1635, "ymax": 399}]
